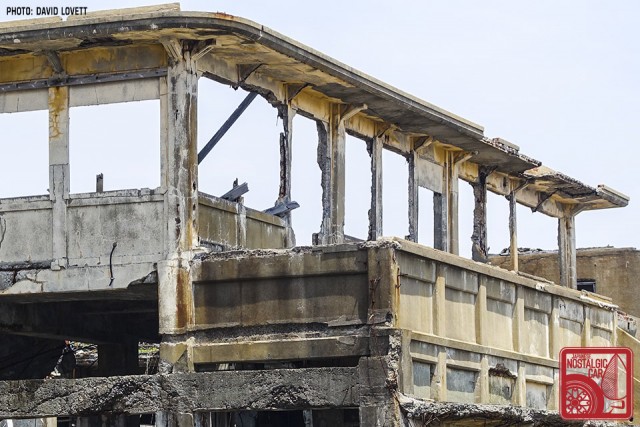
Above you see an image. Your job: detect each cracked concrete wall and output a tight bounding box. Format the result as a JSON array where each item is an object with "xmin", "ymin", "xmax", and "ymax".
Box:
[{"xmin": 490, "ymin": 247, "xmax": 640, "ymax": 318}]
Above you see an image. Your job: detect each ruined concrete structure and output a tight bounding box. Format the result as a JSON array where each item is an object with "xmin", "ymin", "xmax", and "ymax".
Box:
[
  {"xmin": 490, "ymin": 247, "xmax": 640, "ymax": 320},
  {"xmin": 0, "ymin": 4, "xmax": 637, "ymax": 426}
]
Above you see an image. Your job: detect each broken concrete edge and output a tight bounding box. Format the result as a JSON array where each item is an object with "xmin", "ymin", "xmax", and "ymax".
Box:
[
  {"xmin": 0, "ymin": 367, "xmax": 359, "ymax": 418},
  {"xmin": 198, "ymin": 238, "xmax": 618, "ymax": 311},
  {"xmin": 396, "ymin": 393, "xmax": 619, "ymax": 427}
]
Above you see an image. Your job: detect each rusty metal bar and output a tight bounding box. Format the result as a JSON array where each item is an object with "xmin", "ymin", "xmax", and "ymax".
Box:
[{"xmin": 197, "ymin": 92, "xmax": 258, "ymax": 164}]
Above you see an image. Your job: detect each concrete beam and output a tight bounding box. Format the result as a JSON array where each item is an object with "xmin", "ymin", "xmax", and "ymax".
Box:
[{"xmin": 0, "ymin": 368, "xmax": 359, "ymax": 418}]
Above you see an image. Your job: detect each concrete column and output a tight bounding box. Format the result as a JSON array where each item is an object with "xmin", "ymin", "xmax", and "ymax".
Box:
[
  {"xmin": 475, "ymin": 276, "xmax": 487, "ymax": 345},
  {"xmin": 433, "ymin": 265, "xmax": 446, "ymax": 337},
  {"xmin": 448, "ymin": 152, "xmax": 460, "ymax": 256},
  {"xmin": 316, "ymin": 106, "xmax": 345, "ymax": 245},
  {"xmin": 513, "ymin": 286, "xmax": 525, "ymax": 353},
  {"xmin": 478, "ymin": 355, "xmax": 489, "ymax": 403},
  {"xmin": 434, "ymin": 151, "xmax": 460, "ymax": 254},
  {"xmin": 471, "ymin": 168, "xmax": 489, "ymax": 262},
  {"xmin": 358, "ymin": 357, "xmax": 401, "ymax": 426},
  {"xmin": 162, "ymin": 48, "xmax": 199, "ymax": 256},
  {"xmin": 513, "ymin": 362, "xmax": 527, "ymax": 406},
  {"xmin": 278, "ymin": 104, "xmax": 296, "ymax": 247},
  {"xmin": 432, "ymin": 350, "xmax": 448, "ymax": 401},
  {"xmin": 158, "ymin": 43, "xmax": 198, "ymax": 337},
  {"xmin": 549, "ymin": 297, "xmax": 561, "ymax": 359},
  {"xmin": 509, "ymin": 189, "xmax": 518, "ymax": 271},
  {"xmin": 582, "ymin": 306, "xmax": 592, "ymax": 346},
  {"xmin": 48, "ymin": 86, "xmax": 69, "ymax": 269},
  {"xmin": 433, "ymin": 191, "xmax": 448, "ymax": 252},
  {"xmin": 407, "ymin": 151, "xmax": 419, "ymax": 242},
  {"xmin": 368, "ymin": 136, "xmax": 383, "ymax": 241},
  {"xmin": 558, "ymin": 213, "xmax": 577, "ymax": 288}
]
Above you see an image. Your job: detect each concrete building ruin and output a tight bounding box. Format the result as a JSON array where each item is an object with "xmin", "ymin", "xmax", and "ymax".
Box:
[{"xmin": 0, "ymin": 4, "xmax": 637, "ymax": 426}]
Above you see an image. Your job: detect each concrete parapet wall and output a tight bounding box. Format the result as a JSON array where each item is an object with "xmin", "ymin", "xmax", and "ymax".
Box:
[
  {"xmin": 182, "ymin": 239, "xmax": 618, "ymax": 412},
  {"xmin": 198, "ymin": 193, "xmax": 287, "ymax": 250}
]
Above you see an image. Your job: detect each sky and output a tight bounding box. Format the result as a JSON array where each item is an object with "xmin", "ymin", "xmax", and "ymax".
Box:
[{"xmin": 1, "ymin": 1, "xmax": 638, "ymax": 257}]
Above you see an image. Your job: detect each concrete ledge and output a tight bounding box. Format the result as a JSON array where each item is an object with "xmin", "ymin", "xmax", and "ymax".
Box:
[
  {"xmin": 398, "ymin": 394, "xmax": 591, "ymax": 426},
  {"xmin": 0, "ymin": 368, "xmax": 359, "ymax": 418}
]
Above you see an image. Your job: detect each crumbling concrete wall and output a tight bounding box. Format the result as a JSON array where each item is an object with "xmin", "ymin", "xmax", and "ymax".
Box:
[{"xmin": 490, "ymin": 247, "xmax": 640, "ymax": 317}]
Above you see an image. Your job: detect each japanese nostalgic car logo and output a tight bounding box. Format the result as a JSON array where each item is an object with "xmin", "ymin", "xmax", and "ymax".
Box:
[{"xmin": 560, "ymin": 347, "xmax": 633, "ymax": 420}]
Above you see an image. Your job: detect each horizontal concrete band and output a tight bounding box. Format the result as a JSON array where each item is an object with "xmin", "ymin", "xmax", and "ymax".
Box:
[{"xmin": 0, "ymin": 367, "xmax": 358, "ymax": 418}]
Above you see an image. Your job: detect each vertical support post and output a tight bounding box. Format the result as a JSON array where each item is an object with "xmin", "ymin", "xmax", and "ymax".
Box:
[
  {"xmin": 558, "ymin": 212, "xmax": 577, "ymax": 289},
  {"xmin": 433, "ymin": 191, "xmax": 448, "ymax": 252},
  {"xmin": 277, "ymin": 104, "xmax": 296, "ymax": 247},
  {"xmin": 158, "ymin": 41, "xmax": 198, "ymax": 336},
  {"xmin": 475, "ymin": 276, "xmax": 487, "ymax": 345},
  {"xmin": 448, "ymin": 152, "xmax": 460, "ymax": 255},
  {"xmin": 368, "ymin": 136, "xmax": 383, "ymax": 240},
  {"xmin": 316, "ymin": 106, "xmax": 345, "ymax": 245},
  {"xmin": 471, "ymin": 167, "xmax": 489, "ymax": 262},
  {"xmin": 509, "ymin": 187, "xmax": 518, "ymax": 272},
  {"xmin": 478, "ymin": 355, "xmax": 489, "ymax": 404},
  {"xmin": 48, "ymin": 86, "xmax": 69, "ymax": 270},
  {"xmin": 582, "ymin": 306, "xmax": 592, "ymax": 347},
  {"xmin": 513, "ymin": 362, "xmax": 527, "ymax": 406},
  {"xmin": 433, "ymin": 265, "xmax": 446, "ymax": 337},
  {"xmin": 407, "ymin": 151, "xmax": 419, "ymax": 242},
  {"xmin": 513, "ymin": 285, "xmax": 525, "ymax": 353},
  {"xmin": 434, "ymin": 150, "xmax": 462, "ymax": 254},
  {"xmin": 432, "ymin": 349, "xmax": 448, "ymax": 401}
]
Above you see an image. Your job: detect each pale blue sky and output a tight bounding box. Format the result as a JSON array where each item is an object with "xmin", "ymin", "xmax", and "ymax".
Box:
[{"xmin": 1, "ymin": 1, "xmax": 638, "ymax": 256}]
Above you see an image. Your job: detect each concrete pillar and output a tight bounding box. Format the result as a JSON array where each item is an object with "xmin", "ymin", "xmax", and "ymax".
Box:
[
  {"xmin": 558, "ymin": 213, "xmax": 577, "ymax": 288},
  {"xmin": 158, "ymin": 42, "xmax": 198, "ymax": 336},
  {"xmin": 161, "ymin": 48, "xmax": 199, "ymax": 256},
  {"xmin": 432, "ymin": 350, "xmax": 448, "ymax": 401},
  {"xmin": 448, "ymin": 152, "xmax": 460, "ymax": 256},
  {"xmin": 509, "ymin": 189, "xmax": 518, "ymax": 271},
  {"xmin": 316, "ymin": 106, "xmax": 345, "ymax": 245},
  {"xmin": 513, "ymin": 362, "xmax": 527, "ymax": 406},
  {"xmin": 407, "ymin": 151, "xmax": 418, "ymax": 242},
  {"xmin": 478, "ymin": 355, "xmax": 489, "ymax": 403},
  {"xmin": 358, "ymin": 357, "xmax": 402, "ymax": 426},
  {"xmin": 277, "ymin": 104, "xmax": 296, "ymax": 247},
  {"xmin": 513, "ymin": 286, "xmax": 525, "ymax": 353},
  {"xmin": 434, "ymin": 151, "xmax": 461, "ymax": 254},
  {"xmin": 475, "ymin": 276, "xmax": 487, "ymax": 345},
  {"xmin": 582, "ymin": 306, "xmax": 592, "ymax": 347},
  {"xmin": 470, "ymin": 168, "xmax": 489, "ymax": 262},
  {"xmin": 48, "ymin": 86, "xmax": 69, "ymax": 270},
  {"xmin": 433, "ymin": 265, "xmax": 446, "ymax": 337},
  {"xmin": 433, "ymin": 191, "xmax": 448, "ymax": 252},
  {"xmin": 368, "ymin": 136, "xmax": 383, "ymax": 241}
]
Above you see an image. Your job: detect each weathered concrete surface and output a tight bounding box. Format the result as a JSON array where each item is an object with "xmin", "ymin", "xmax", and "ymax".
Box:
[
  {"xmin": 398, "ymin": 394, "xmax": 603, "ymax": 426},
  {"xmin": 0, "ymin": 368, "xmax": 358, "ymax": 418},
  {"xmin": 489, "ymin": 247, "xmax": 640, "ymax": 317}
]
